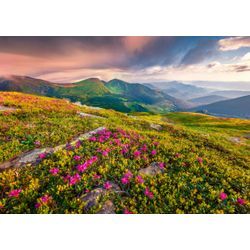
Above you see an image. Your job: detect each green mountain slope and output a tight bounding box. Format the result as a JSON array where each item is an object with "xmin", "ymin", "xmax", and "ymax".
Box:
[{"xmin": 0, "ymin": 75, "xmax": 185, "ymax": 113}]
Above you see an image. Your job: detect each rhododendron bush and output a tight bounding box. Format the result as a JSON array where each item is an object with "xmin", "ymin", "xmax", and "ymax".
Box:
[{"xmin": 0, "ymin": 92, "xmax": 249, "ymax": 214}]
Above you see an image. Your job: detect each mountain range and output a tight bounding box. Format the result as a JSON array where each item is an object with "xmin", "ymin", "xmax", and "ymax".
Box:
[
  {"xmin": 0, "ymin": 76, "xmax": 186, "ymax": 113},
  {"xmin": 0, "ymin": 75, "xmax": 250, "ymax": 118},
  {"xmin": 191, "ymin": 95, "xmax": 250, "ymax": 118}
]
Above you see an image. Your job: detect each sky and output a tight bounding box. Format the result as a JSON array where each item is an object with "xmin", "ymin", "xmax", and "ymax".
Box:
[{"xmin": 0, "ymin": 36, "xmax": 250, "ymax": 89}]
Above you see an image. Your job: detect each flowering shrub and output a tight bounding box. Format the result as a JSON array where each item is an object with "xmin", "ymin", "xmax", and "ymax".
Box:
[
  {"xmin": 0, "ymin": 92, "xmax": 249, "ymax": 214},
  {"xmin": 0, "ymin": 126, "xmax": 249, "ymax": 214}
]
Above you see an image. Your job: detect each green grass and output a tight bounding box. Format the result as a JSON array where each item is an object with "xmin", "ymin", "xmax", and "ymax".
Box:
[{"xmin": 0, "ymin": 93, "xmax": 249, "ymax": 214}]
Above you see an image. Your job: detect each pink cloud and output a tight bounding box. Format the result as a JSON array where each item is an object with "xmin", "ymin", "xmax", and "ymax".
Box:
[{"xmin": 218, "ymin": 37, "xmax": 250, "ymax": 51}]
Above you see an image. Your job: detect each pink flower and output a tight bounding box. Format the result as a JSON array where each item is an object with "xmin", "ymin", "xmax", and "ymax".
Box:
[
  {"xmin": 77, "ymin": 162, "xmax": 88, "ymax": 172},
  {"xmin": 144, "ymin": 187, "xmax": 154, "ymax": 199},
  {"xmin": 8, "ymin": 189, "xmax": 22, "ymax": 198},
  {"xmin": 89, "ymin": 136, "xmax": 97, "ymax": 142},
  {"xmin": 39, "ymin": 152, "xmax": 47, "ymax": 159},
  {"xmin": 141, "ymin": 144, "xmax": 148, "ymax": 152},
  {"xmin": 158, "ymin": 162, "xmax": 165, "ymax": 169},
  {"xmin": 121, "ymin": 171, "xmax": 133, "ymax": 184},
  {"xmin": 237, "ymin": 198, "xmax": 246, "ymax": 205},
  {"xmin": 151, "ymin": 150, "xmax": 157, "ymax": 156},
  {"xmin": 121, "ymin": 148, "xmax": 128, "ymax": 155},
  {"xmin": 49, "ymin": 167, "xmax": 59, "ymax": 176},
  {"xmin": 102, "ymin": 150, "xmax": 109, "ymax": 157},
  {"xmin": 35, "ymin": 202, "xmax": 41, "ymax": 209},
  {"xmin": 34, "ymin": 140, "xmax": 41, "ymax": 147},
  {"xmin": 197, "ymin": 157, "xmax": 203, "ymax": 164},
  {"xmin": 121, "ymin": 177, "xmax": 129, "ymax": 184},
  {"xmin": 75, "ymin": 140, "xmax": 81, "ymax": 148},
  {"xmin": 40, "ymin": 194, "xmax": 51, "ymax": 204},
  {"xmin": 93, "ymin": 173, "xmax": 101, "ymax": 179},
  {"xmin": 219, "ymin": 192, "xmax": 228, "ymax": 200},
  {"xmin": 136, "ymin": 175, "xmax": 144, "ymax": 184},
  {"xmin": 66, "ymin": 143, "xmax": 73, "ymax": 150},
  {"xmin": 89, "ymin": 156, "xmax": 98, "ymax": 163},
  {"xmin": 124, "ymin": 171, "xmax": 133, "ymax": 179},
  {"xmin": 175, "ymin": 153, "xmax": 181, "ymax": 158},
  {"xmin": 124, "ymin": 209, "xmax": 133, "ymax": 214},
  {"xmin": 133, "ymin": 150, "xmax": 141, "ymax": 158},
  {"xmin": 103, "ymin": 181, "xmax": 112, "ymax": 190},
  {"xmin": 69, "ymin": 173, "xmax": 81, "ymax": 185},
  {"xmin": 73, "ymin": 155, "xmax": 81, "ymax": 161}
]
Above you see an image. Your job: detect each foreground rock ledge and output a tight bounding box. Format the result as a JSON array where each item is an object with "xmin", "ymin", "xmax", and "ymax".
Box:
[
  {"xmin": 0, "ymin": 126, "xmax": 106, "ymax": 171},
  {"xmin": 80, "ymin": 183, "xmax": 121, "ymax": 214},
  {"xmin": 139, "ymin": 162, "xmax": 164, "ymax": 176}
]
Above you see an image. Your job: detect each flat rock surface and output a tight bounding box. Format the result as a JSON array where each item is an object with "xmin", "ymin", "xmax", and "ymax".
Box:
[
  {"xmin": 139, "ymin": 162, "xmax": 164, "ymax": 176},
  {"xmin": 0, "ymin": 105, "xmax": 17, "ymax": 112},
  {"xmin": 228, "ymin": 137, "xmax": 243, "ymax": 144},
  {"xmin": 81, "ymin": 182, "xmax": 120, "ymax": 213},
  {"xmin": 19, "ymin": 148, "xmax": 53, "ymax": 164},
  {"xmin": 150, "ymin": 123, "xmax": 162, "ymax": 131},
  {"xmin": 78, "ymin": 112, "xmax": 105, "ymax": 119}
]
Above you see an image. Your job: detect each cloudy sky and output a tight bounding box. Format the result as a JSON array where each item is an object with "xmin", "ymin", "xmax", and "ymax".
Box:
[{"xmin": 0, "ymin": 36, "xmax": 250, "ymax": 86}]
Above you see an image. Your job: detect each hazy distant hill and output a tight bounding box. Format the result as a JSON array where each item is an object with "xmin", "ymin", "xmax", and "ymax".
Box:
[
  {"xmin": 209, "ymin": 90, "xmax": 250, "ymax": 99},
  {"xmin": 144, "ymin": 81, "xmax": 213, "ymax": 100},
  {"xmin": 191, "ymin": 95, "xmax": 250, "ymax": 118},
  {"xmin": 188, "ymin": 95, "xmax": 229, "ymax": 106}
]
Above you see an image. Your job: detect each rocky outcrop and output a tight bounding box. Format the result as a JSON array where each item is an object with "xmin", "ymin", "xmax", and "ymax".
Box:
[
  {"xmin": 77, "ymin": 112, "xmax": 105, "ymax": 119},
  {"xmin": 0, "ymin": 105, "xmax": 17, "ymax": 112},
  {"xmin": 0, "ymin": 126, "xmax": 106, "ymax": 171},
  {"xmin": 80, "ymin": 182, "xmax": 121, "ymax": 214},
  {"xmin": 139, "ymin": 162, "xmax": 164, "ymax": 176},
  {"xmin": 150, "ymin": 123, "xmax": 162, "ymax": 131}
]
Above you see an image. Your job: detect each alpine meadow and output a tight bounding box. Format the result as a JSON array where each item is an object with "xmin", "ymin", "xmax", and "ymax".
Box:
[{"xmin": 0, "ymin": 36, "xmax": 249, "ymax": 214}]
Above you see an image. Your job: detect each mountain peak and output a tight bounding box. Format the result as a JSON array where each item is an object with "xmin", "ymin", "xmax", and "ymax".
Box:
[{"xmin": 74, "ymin": 77, "xmax": 106, "ymax": 85}]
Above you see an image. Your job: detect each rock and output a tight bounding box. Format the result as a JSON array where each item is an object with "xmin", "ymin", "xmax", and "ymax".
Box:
[
  {"xmin": 139, "ymin": 162, "xmax": 164, "ymax": 176},
  {"xmin": 71, "ymin": 126, "xmax": 106, "ymax": 144},
  {"xmin": 81, "ymin": 188, "xmax": 105, "ymax": 211},
  {"xmin": 228, "ymin": 137, "xmax": 242, "ymax": 144},
  {"xmin": 53, "ymin": 144, "xmax": 66, "ymax": 152},
  {"xmin": 18, "ymin": 148, "xmax": 53, "ymax": 164},
  {"xmin": 150, "ymin": 123, "xmax": 162, "ymax": 131},
  {"xmin": 0, "ymin": 126, "xmax": 106, "ymax": 171},
  {"xmin": 80, "ymin": 182, "xmax": 120, "ymax": 213},
  {"xmin": 0, "ymin": 105, "xmax": 17, "ymax": 112},
  {"xmin": 0, "ymin": 160, "xmax": 15, "ymax": 170},
  {"xmin": 244, "ymin": 134, "xmax": 250, "ymax": 139},
  {"xmin": 97, "ymin": 200, "xmax": 115, "ymax": 214},
  {"xmin": 77, "ymin": 112, "xmax": 105, "ymax": 119}
]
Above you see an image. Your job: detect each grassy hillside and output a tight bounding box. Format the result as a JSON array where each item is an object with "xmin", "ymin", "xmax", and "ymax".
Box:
[
  {"xmin": 55, "ymin": 78, "xmax": 110, "ymax": 100},
  {"xmin": 0, "ymin": 92, "xmax": 249, "ymax": 214}
]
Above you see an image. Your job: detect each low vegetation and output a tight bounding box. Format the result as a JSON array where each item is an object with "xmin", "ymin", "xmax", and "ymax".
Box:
[{"xmin": 0, "ymin": 92, "xmax": 249, "ymax": 213}]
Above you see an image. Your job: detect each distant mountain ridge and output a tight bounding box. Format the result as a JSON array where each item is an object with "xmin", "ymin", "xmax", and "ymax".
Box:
[
  {"xmin": 144, "ymin": 81, "xmax": 213, "ymax": 100},
  {"xmin": 191, "ymin": 95, "xmax": 250, "ymax": 118},
  {"xmin": 188, "ymin": 95, "xmax": 229, "ymax": 106},
  {"xmin": 1, "ymin": 75, "xmax": 250, "ymax": 117}
]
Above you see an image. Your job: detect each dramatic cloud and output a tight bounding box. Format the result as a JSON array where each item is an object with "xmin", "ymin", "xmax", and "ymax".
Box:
[
  {"xmin": 218, "ymin": 37, "xmax": 250, "ymax": 51},
  {"xmin": 180, "ymin": 39, "xmax": 218, "ymax": 65},
  {"xmin": 0, "ymin": 36, "xmax": 249, "ymax": 83}
]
